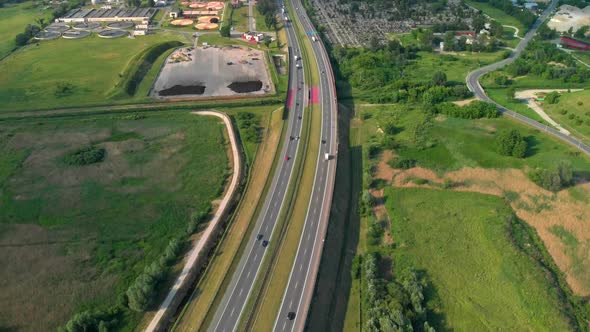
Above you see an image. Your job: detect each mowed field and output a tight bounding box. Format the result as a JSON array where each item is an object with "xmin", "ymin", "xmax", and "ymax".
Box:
[
  {"xmin": 0, "ymin": 111, "xmax": 228, "ymax": 331},
  {"xmin": 385, "ymin": 188, "xmax": 574, "ymax": 330},
  {"xmin": 0, "ymin": 1, "xmax": 50, "ymax": 58},
  {"xmin": 0, "ymin": 32, "xmax": 185, "ymax": 111}
]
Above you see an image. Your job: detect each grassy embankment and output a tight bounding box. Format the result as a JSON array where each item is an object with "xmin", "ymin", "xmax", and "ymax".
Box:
[
  {"xmin": 170, "ymin": 106, "xmax": 284, "ymax": 331},
  {"xmin": 0, "ymin": 33, "xmax": 187, "ymax": 111},
  {"xmin": 0, "ymin": 1, "xmax": 50, "ymax": 58},
  {"xmin": 0, "ymin": 111, "xmax": 230, "ymax": 331}
]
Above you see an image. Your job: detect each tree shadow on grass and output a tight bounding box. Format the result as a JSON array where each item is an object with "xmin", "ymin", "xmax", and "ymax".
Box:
[
  {"xmin": 416, "ymin": 268, "xmax": 452, "ymax": 332},
  {"xmin": 525, "ymin": 135, "xmax": 540, "ymax": 158}
]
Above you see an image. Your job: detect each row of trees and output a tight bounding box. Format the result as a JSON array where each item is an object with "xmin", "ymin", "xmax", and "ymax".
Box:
[
  {"xmin": 435, "ymin": 100, "xmax": 500, "ymax": 119},
  {"xmin": 61, "ymin": 205, "xmax": 210, "ymax": 330},
  {"xmin": 236, "ymin": 112, "xmax": 261, "ymax": 143},
  {"xmin": 362, "ymin": 253, "xmax": 436, "ymax": 332}
]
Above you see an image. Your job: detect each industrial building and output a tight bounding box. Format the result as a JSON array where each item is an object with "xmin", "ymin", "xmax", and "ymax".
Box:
[
  {"xmin": 560, "ymin": 36, "xmax": 590, "ymax": 51},
  {"xmin": 58, "ymin": 7, "xmax": 157, "ymax": 23}
]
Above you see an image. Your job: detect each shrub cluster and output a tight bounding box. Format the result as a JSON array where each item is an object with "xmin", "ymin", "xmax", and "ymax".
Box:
[
  {"xmin": 436, "ymin": 101, "xmax": 500, "ymax": 119},
  {"xmin": 236, "ymin": 112, "xmax": 261, "ymax": 143},
  {"xmin": 363, "ymin": 253, "xmax": 435, "ymax": 332},
  {"xmin": 528, "ymin": 161, "xmax": 573, "ymax": 192},
  {"xmin": 495, "ymin": 129, "xmax": 528, "ymax": 158},
  {"xmin": 63, "ymin": 146, "xmax": 106, "ymax": 166},
  {"xmin": 59, "ymin": 307, "xmax": 119, "ymax": 332}
]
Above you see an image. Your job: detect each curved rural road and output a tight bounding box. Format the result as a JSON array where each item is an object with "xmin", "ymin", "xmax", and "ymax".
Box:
[
  {"xmin": 466, "ymin": 0, "xmax": 590, "ymax": 156},
  {"xmin": 144, "ymin": 111, "xmax": 242, "ymax": 332}
]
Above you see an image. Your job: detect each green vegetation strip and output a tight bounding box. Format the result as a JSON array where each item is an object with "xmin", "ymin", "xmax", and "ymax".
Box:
[{"xmin": 111, "ymin": 41, "xmax": 184, "ymax": 98}]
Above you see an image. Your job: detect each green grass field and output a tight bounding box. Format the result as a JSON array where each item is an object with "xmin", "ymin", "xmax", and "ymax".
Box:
[
  {"xmin": 465, "ymin": 0, "xmax": 526, "ymax": 37},
  {"xmin": 404, "ymin": 51, "xmax": 505, "ymax": 85},
  {"xmin": 253, "ymin": 4, "xmax": 271, "ymax": 32},
  {"xmin": 0, "ymin": 111, "xmax": 229, "ymax": 331},
  {"xmin": 0, "ymin": 1, "xmax": 50, "ymax": 59},
  {"xmin": 543, "ymin": 89, "xmax": 590, "ymax": 145},
  {"xmin": 385, "ymin": 187, "xmax": 573, "ymax": 330},
  {"xmin": 231, "ymin": 5, "xmax": 249, "ymax": 31},
  {"xmin": 0, "ymin": 32, "xmax": 185, "ymax": 111},
  {"xmin": 485, "ymin": 87, "xmax": 548, "ymax": 124},
  {"xmin": 363, "ymin": 104, "xmax": 590, "ymax": 173}
]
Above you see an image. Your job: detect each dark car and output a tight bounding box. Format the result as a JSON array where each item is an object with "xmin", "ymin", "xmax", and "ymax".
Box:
[
  {"xmin": 262, "ymin": 240, "xmax": 269, "ymax": 247},
  {"xmin": 256, "ymin": 234, "xmax": 263, "ymax": 241},
  {"xmin": 287, "ymin": 312, "xmax": 296, "ymax": 320}
]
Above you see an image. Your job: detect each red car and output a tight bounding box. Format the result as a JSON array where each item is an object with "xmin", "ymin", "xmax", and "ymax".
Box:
[{"xmin": 285, "ymin": 155, "xmax": 290, "ymax": 161}]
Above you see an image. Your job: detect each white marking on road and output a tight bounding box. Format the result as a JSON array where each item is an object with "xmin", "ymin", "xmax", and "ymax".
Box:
[
  {"xmin": 299, "ymin": 264, "xmax": 303, "ymax": 271},
  {"xmin": 254, "ymin": 253, "xmax": 258, "ymax": 261},
  {"xmin": 230, "ymin": 307, "xmax": 235, "ymax": 317},
  {"xmin": 239, "ymin": 288, "xmax": 243, "ymax": 296}
]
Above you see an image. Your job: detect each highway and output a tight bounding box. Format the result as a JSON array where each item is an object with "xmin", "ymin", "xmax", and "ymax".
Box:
[
  {"xmin": 272, "ymin": 0, "xmax": 338, "ymax": 331},
  {"xmin": 206, "ymin": 1, "xmax": 308, "ymax": 330},
  {"xmin": 466, "ymin": 0, "xmax": 590, "ymax": 156}
]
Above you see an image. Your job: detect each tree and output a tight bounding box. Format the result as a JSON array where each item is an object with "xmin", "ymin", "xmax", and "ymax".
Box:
[
  {"xmin": 506, "ymin": 87, "xmax": 516, "ymax": 101},
  {"xmin": 443, "ymin": 31, "xmax": 454, "ymax": 51},
  {"xmin": 264, "ymin": 38, "xmax": 271, "ymax": 48},
  {"xmin": 495, "ymin": 129, "xmax": 528, "ymax": 158},
  {"xmin": 472, "ymin": 14, "xmax": 486, "ymax": 33},
  {"xmin": 545, "ymin": 91, "xmax": 560, "ymax": 104},
  {"xmin": 220, "ymin": 25, "xmax": 231, "ymax": 37},
  {"xmin": 490, "ymin": 20, "xmax": 504, "ymax": 37},
  {"xmin": 494, "ymin": 75, "xmax": 510, "ymax": 86},
  {"xmin": 15, "ymin": 33, "xmax": 29, "ymax": 46},
  {"xmin": 431, "ymin": 70, "xmax": 447, "ymax": 86}
]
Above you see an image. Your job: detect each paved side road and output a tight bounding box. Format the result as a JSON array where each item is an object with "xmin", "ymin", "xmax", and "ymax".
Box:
[
  {"xmin": 466, "ymin": 0, "xmax": 590, "ymax": 157},
  {"xmin": 272, "ymin": 0, "xmax": 339, "ymax": 331},
  {"xmin": 144, "ymin": 111, "xmax": 242, "ymax": 332}
]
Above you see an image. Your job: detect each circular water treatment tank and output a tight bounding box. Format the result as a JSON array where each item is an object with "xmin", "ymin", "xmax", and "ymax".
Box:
[
  {"xmin": 45, "ymin": 24, "xmax": 69, "ymax": 33},
  {"xmin": 62, "ymin": 29, "xmax": 91, "ymax": 39},
  {"xmin": 34, "ymin": 31, "xmax": 61, "ymax": 40},
  {"xmin": 98, "ymin": 29, "xmax": 128, "ymax": 38},
  {"xmin": 107, "ymin": 21, "xmax": 134, "ymax": 29},
  {"xmin": 73, "ymin": 22, "xmax": 100, "ymax": 30}
]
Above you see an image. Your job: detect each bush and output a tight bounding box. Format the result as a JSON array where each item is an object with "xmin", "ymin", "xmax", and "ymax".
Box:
[
  {"xmin": 392, "ymin": 158, "xmax": 417, "ymax": 169},
  {"xmin": 431, "ymin": 71, "xmax": 447, "ymax": 86},
  {"xmin": 15, "ymin": 33, "xmax": 29, "ymax": 46},
  {"xmin": 495, "ymin": 129, "xmax": 527, "ymax": 158},
  {"xmin": 63, "ymin": 146, "xmax": 106, "ymax": 166},
  {"xmin": 220, "ymin": 25, "xmax": 231, "ymax": 37},
  {"xmin": 437, "ymin": 101, "xmax": 499, "ymax": 119},
  {"xmin": 528, "ymin": 161, "xmax": 573, "ymax": 192},
  {"xmin": 544, "ymin": 91, "xmax": 560, "ymax": 104},
  {"xmin": 494, "ymin": 75, "xmax": 510, "ymax": 86}
]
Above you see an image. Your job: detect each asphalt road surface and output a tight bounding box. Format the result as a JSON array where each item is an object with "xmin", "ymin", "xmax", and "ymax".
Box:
[
  {"xmin": 466, "ymin": 0, "xmax": 590, "ymax": 156},
  {"xmin": 207, "ymin": 2, "xmax": 308, "ymax": 331},
  {"xmin": 272, "ymin": 0, "xmax": 338, "ymax": 331}
]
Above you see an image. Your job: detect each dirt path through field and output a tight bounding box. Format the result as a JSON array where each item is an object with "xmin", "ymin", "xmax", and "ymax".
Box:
[{"xmin": 145, "ymin": 111, "xmax": 242, "ymax": 332}]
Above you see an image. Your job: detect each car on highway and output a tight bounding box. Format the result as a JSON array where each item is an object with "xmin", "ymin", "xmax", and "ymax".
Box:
[
  {"xmin": 285, "ymin": 155, "xmax": 290, "ymax": 161},
  {"xmin": 262, "ymin": 240, "xmax": 269, "ymax": 247},
  {"xmin": 287, "ymin": 312, "xmax": 296, "ymax": 320},
  {"xmin": 256, "ymin": 234, "xmax": 263, "ymax": 241}
]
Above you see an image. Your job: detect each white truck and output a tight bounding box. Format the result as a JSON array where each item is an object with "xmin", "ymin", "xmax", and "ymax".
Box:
[
  {"xmin": 294, "ymin": 55, "xmax": 299, "ymax": 61},
  {"xmin": 324, "ymin": 153, "xmax": 330, "ymax": 161},
  {"xmin": 311, "ymin": 36, "xmax": 317, "ymax": 42}
]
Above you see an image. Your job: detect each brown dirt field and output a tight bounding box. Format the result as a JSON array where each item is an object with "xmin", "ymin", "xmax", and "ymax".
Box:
[
  {"xmin": 375, "ymin": 150, "xmax": 590, "ymax": 296},
  {"xmin": 452, "ymin": 98, "xmax": 477, "ymax": 106}
]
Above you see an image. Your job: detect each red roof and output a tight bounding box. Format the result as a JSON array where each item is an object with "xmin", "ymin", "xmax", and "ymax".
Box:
[{"xmin": 560, "ymin": 36, "xmax": 590, "ymax": 51}]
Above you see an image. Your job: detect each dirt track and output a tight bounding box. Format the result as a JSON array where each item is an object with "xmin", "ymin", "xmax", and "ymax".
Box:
[{"xmin": 144, "ymin": 111, "xmax": 242, "ymax": 332}]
